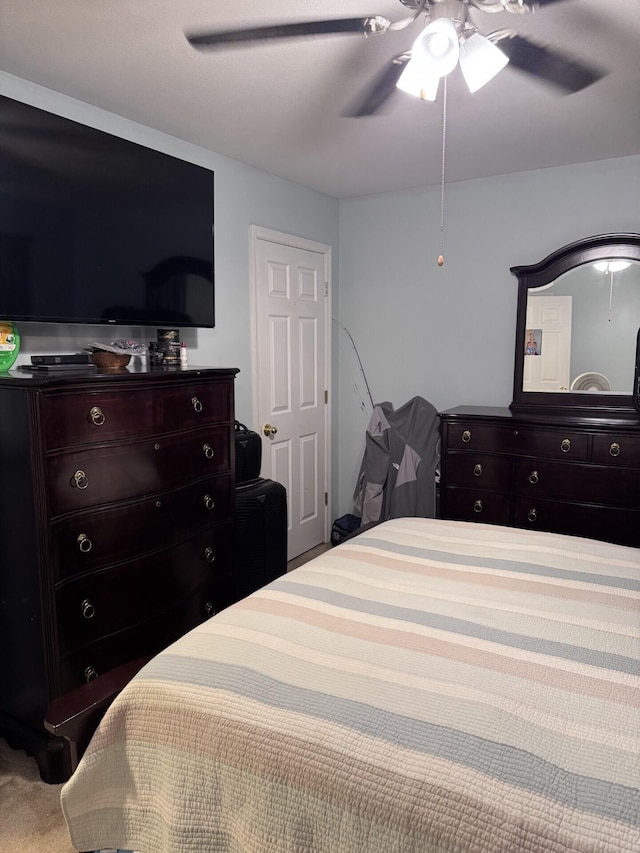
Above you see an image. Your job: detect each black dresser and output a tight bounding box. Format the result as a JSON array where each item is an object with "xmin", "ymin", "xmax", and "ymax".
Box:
[
  {"xmin": 439, "ymin": 405, "xmax": 640, "ymax": 548},
  {"xmin": 0, "ymin": 365, "xmax": 238, "ymax": 781}
]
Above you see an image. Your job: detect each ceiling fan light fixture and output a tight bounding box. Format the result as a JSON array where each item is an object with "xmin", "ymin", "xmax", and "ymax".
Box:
[
  {"xmin": 410, "ymin": 18, "xmax": 460, "ymax": 79},
  {"xmin": 459, "ymin": 32, "xmax": 509, "ymax": 93},
  {"xmin": 396, "ymin": 58, "xmax": 440, "ymax": 101}
]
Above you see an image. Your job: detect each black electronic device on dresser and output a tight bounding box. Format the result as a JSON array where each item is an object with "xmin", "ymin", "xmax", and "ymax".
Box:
[
  {"xmin": 0, "ymin": 365, "xmax": 238, "ymax": 782},
  {"xmin": 439, "ymin": 234, "xmax": 640, "ymax": 548}
]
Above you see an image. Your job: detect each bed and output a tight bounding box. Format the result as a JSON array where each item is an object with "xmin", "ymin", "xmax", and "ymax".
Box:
[{"xmin": 60, "ymin": 517, "xmax": 639, "ymax": 853}]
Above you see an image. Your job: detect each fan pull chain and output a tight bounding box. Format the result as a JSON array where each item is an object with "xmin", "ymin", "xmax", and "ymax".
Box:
[{"xmin": 438, "ymin": 76, "xmax": 448, "ymax": 267}]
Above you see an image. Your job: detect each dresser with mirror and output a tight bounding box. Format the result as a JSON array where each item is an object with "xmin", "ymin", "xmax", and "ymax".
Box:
[{"xmin": 440, "ymin": 233, "xmax": 640, "ymax": 548}]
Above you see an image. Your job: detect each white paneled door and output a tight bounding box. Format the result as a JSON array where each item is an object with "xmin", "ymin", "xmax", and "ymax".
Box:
[{"xmin": 251, "ymin": 227, "xmax": 331, "ymax": 560}]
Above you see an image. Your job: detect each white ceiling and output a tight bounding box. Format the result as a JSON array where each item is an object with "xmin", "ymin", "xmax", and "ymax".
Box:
[{"xmin": 1, "ymin": 0, "xmax": 638, "ymax": 198}]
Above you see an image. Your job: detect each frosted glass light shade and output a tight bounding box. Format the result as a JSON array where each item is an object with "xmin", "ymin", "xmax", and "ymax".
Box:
[
  {"xmin": 459, "ymin": 33, "xmax": 509, "ymax": 93},
  {"xmin": 396, "ymin": 58, "xmax": 440, "ymax": 101},
  {"xmin": 411, "ymin": 18, "xmax": 460, "ymax": 79}
]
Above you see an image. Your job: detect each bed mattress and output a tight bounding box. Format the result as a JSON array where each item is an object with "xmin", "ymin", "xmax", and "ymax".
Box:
[{"xmin": 61, "ymin": 517, "xmax": 640, "ymax": 852}]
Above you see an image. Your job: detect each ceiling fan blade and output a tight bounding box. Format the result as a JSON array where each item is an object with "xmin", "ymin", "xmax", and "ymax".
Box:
[
  {"xmin": 186, "ymin": 18, "xmax": 384, "ymax": 49},
  {"xmin": 523, "ymin": 1, "xmax": 574, "ymax": 6},
  {"xmin": 345, "ymin": 54, "xmax": 411, "ymax": 117},
  {"xmin": 494, "ymin": 33, "xmax": 606, "ymax": 93}
]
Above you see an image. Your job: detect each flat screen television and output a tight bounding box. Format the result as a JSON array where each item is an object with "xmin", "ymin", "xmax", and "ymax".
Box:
[{"xmin": 0, "ymin": 93, "xmax": 215, "ymax": 328}]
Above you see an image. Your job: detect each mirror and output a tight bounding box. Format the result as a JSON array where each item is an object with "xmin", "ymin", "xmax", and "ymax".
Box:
[{"xmin": 511, "ymin": 233, "xmax": 640, "ymax": 420}]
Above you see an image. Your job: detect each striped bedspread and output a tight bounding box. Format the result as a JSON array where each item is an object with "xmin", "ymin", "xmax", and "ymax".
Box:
[{"xmin": 61, "ymin": 517, "xmax": 640, "ymax": 853}]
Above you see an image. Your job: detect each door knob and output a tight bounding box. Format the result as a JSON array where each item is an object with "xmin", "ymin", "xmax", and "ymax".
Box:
[{"xmin": 263, "ymin": 423, "xmax": 278, "ymax": 437}]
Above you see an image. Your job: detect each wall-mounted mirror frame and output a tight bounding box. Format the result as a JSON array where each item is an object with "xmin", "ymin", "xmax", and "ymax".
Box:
[{"xmin": 510, "ymin": 233, "xmax": 640, "ymax": 422}]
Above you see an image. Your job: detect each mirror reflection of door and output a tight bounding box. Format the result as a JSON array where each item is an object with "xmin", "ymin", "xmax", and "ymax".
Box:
[
  {"xmin": 523, "ymin": 260, "xmax": 640, "ymax": 394},
  {"xmin": 524, "ymin": 295, "xmax": 572, "ymax": 392}
]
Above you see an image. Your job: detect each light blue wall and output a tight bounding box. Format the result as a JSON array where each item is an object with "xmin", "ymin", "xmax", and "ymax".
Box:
[
  {"xmin": 337, "ymin": 155, "xmax": 640, "ymax": 514},
  {"xmin": 3, "ymin": 73, "xmax": 639, "ymax": 525},
  {"xmin": 0, "ymin": 72, "xmax": 340, "ymax": 435}
]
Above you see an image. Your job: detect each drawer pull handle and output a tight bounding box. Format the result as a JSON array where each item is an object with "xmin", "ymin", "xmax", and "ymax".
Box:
[
  {"xmin": 473, "ymin": 500, "xmax": 483, "ymax": 513},
  {"xmin": 88, "ymin": 406, "xmax": 105, "ymax": 426},
  {"xmin": 204, "ymin": 494, "xmax": 215, "ymax": 511},
  {"xmin": 77, "ymin": 533, "xmax": 93, "ymax": 553},
  {"xmin": 528, "ymin": 508, "xmax": 538, "ymax": 523},
  {"xmin": 205, "ymin": 602, "xmax": 216, "ymax": 618},
  {"xmin": 609, "ymin": 442, "xmax": 621, "ymax": 457},
  {"xmin": 203, "ymin": 443, "xmax": 214, "ymax": 459},
  {"xmin": 84, "ymin": 666, "xmax": 98, "ymax": 682},
  {"xmin": 81, "ymin": 599, "xmax": 95, "ymax": 620},
  {"xmin": 72, "ymin": 470, "xmax": 89, "ymax": 490},
  {"xmin": 204, "ymin": 547, "xmax": 216, "ymax": 564},
  {"xmin": 560, "ymin": 438, "xmax": 571, "ymax": 453},
  {"xmin": 529, "ymin": 470, "xmax": 539, "ymax": 485},
  {"xmin": 473, "ymin": 464, "xmax": 483, "ymax": 477},
  {"xmin": 192, "ymin": 397, "xmax": 203, "ymax": 413},
  {"xmin": 462, "ymin": 430, "xmax": 472, "ymax": 443}
]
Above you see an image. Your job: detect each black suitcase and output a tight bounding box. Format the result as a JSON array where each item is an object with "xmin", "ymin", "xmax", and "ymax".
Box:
[
  {"xmin": 234, "ymin": 477, "xmax": 287, "ymax": 600},
  {"xmin": 234, "ymin": 421, "xmax": 262, "ymax": 484}
]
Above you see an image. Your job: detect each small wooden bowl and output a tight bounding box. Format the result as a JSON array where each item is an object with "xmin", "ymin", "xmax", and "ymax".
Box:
[{"xmin": 90, "ymin": 351, "xmax": 131, "ymax": 370}]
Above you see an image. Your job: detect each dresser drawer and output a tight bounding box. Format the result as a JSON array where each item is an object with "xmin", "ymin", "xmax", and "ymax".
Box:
[
  {"xmin": 443, "ymin": 422, "xmax": 516, "ymax": 453},
  {"xmin": 444, "ymin": 421, "xmax": 588, "ymax": 461},
  {"xmin": 156, "ymin": 380, "xmax": 232, "ymax": 432},
  {"xmin": 44, "ymin": 388, "xmax": 157, "ymax": 449},
  {"xmin": 57, "ymin": 577, "xmax": 234, "ymax": 694},
  {"xmin": 510, "ymin": 428, "xmax": 588, "ymax": 461},
  {"xmin": 513, "ymin": 496, "xmax": 640, "ymax": 548},
  {"xmin": 51, "ymin": 475, "xmax": 232, "ymax": 583},
  {"xmin": 56, "ymin": 523, "xmax": 232, "ymax": 657},
  {"xmin": 48, "ymin": 425, "xmax": 230, "ymax": 516},
  {"xmin": 43, "ymin": 380, "xmax": 232, "ymax": 450},
  {"xmin": 592, "ymin": 433, "xmax": 640, "ymax": 468},
  {"xmin": 443, "ymin": 453, "xmax": 511, "ymax": 490},
  {"xmin": 441, "ymin": 487, "xmax": 511, "ymax": 526},
  {"xmin": 513, "ymin": 458, "xmax": 640, "ymax": 508}
]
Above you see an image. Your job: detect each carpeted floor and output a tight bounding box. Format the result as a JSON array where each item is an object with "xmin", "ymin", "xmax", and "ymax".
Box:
[{"xmin": 0, "ymin": 737, "xmax": 74, "ymax": 853}]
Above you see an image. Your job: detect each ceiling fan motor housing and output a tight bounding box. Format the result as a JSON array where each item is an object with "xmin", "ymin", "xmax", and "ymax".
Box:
[{"xmin": 400, "ymin": 0, "xmax": 527, "ymax": 12}]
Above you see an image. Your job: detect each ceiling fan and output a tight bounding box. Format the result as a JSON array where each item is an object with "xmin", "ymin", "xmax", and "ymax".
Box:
[{"xmin": 185, "ymin": 0, "xmax": 606, "ymax": 116}]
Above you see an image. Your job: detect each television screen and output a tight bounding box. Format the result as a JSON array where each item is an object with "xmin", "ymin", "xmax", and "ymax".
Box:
[{"xmin": 0, "ymin": 93, "xmax": 215, "ymax": 328}]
